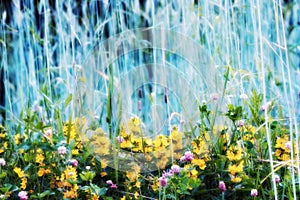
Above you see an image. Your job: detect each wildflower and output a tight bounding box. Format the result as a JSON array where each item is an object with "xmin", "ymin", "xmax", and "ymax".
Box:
[
  {"xmin": 63, "ymin": 122, "xmax": 77, "ymax": 142},
  {"xmin": 69, "ymin": 159, "xmax": 78, "ymax": 167},
  {"xmin": 0, "ymin": 158, "xmax": 5, "ymax": 166},
  {"xmin": 162, "ymin": 170, "xmax": 174, "ymax": 178},
  {"xmin": 228, "ymin": 161, "xmax": 244, "ymax": 175},
  {"xmin": 35, "ymin": 153, "xmax": 45, "ymax": 165},
  {"xmin": 18, "ymin": 191, "xmax": 28, "ymax": 200},
  {"xmin": 181, "ymin": 151, "xmax": 194, "ymax": 162},
  {"xmin": 90, "ymin": 129, "xmax": 110, "ymax": 155},
  {"xmin": 14, "ymin": 167, "xmax": 26, "ymax": 178},
  {"xmin": 37, "ymin": 168, "xmax": 51, "ymax": 177},
  {"xmin": 273, "ymin": 174, "xmax": 280, "ymax": 183},
  {"xmin": 226, "ymin": 146, "xmax": 243, "ymax": 161},
  {"xmin": 158, "ymin": 176, "xmax": 168, "ymax": 187},
  {"xmin": 192, "ymin": 158, "xmax": 206, "ymax": 170},
  {"xmin": 58, "ymin": 146, "xmax": 67, "ymax": 155},
  {"xmin": 171, "ymin": 165, "xmax": 181, "ymax": 174},
  {"xmin": 44, "ymin": 129, "xmax": 53, "ymax": 139},
  {"xmin": 284, "ymin": 141, "xmax": 292, "ymax": 151},
  {"xmin": 211, "ymin": 93, "xmax": 218, "ymax": 101},
  {"xmin": 261, "ymin": 102, "xmax": 272, "ymax": 112},
  {"xmin": 240, "ymin": 93, "xmax": 248, "ymax": 100},
  {"xmin": 275, "ymin": 135, "xmax": 289, "ymax": 149},
  {"xmin": 15, "ymin": 134, "xmax": 21, "ymax": 145},
  {"xmin": 20, "ymin": 177, "xmax": 27, "ymax": 189},
  {"xmin": 116, "ymin": 136, "xmax": 124, "ymax": 143},
  {"xmin": 188, "ymin": 169, "xmax": 198, "ymax": 180},
  {"xmin": 128, "ymin": 117, "xmax": 142, "ymax": 135},
  {"xmin": 86, "ymin": 166, "xmax": 91, "ymax": 170},
  {"xmin": 251, "ymin": 189, "xmax": 258, "ymax": 197},
  {"xmin": 237, "ymin": 119, "xmax": 245, "ymax": 127},
  {"xmin": 230, "ymin": 176, "xmax": 242, "ymax": 183},
  {"xmin": 63, "ymin": 166, "xmax": 77, "ymax": 180},
  {"xmin": 219, "ymin": 181, "xmax": 226, "ymax": 192},
  {"xmin": 63, "ymin": 189, "xmax": 78, "ymax": 199},
  {"xmin": 71, "ymin": 149, "xmax": 79, "ymax": 155},
  {"xmin": 106, "ymin": 180, "xmax": 117, "ymax": 188},
  {"xmin": 153, "ymin": 135, "xmax": 169, "ymax": 149}
]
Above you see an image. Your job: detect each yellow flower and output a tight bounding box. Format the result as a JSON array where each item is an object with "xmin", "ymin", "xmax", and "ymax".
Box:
[
  {"xmin": 134, "ymin": 192, "xmax": 139, "ymax": 199},
  {"xmin": 230, "ymin": 176, "xmax": 242, "ymax": 183},
  {"xmin": 153, "ymin": 135, "xmax": 169, "ymax": 149},
  {"xmin": 192, "ymin": 158, "xmax": 206, "ymax": 170},
  {"xmin": 38, "ymin": 168, "xmax": 45, "ymax": 177},
  {"xmin": 90, "ymin": 129, "xmax": 110, "ymax": 156},
  {"xmin": 127, "ymin": 117, "xmax": 142, "ymax": 136},
  {"xmin": 126, "ymin": 165, "xmax": 140, "ymax": 182},
  {"xmin": 101, "ymin": 160, "xmax": 108, "ymax": 169},
  {"xmin": 14, "ymin": 134, "xmax": 21, "ymax": 145},
  {"xmin": 192, "ymin": 137, "xmax": 209, "ymax": 156},
  {"xmin": 151, "ymin": 179, "xmax": 160, "ymax": 192},
  {"xmin": 243, "ymin": 133, "xmax": 255, "ymax": 144},
  {"xmin": 120, "ymin": 140, "xmax": 133, "ymax": 149},
  {"xmin": 35, "ymin": 153, "xmax": 45, "ymax": 165},
  {"xmin": 143, "ymin": 138, "xmax": 153, "ymax": 153},
  {"xmin": 72, "ymin": 149, "xmax": 79, "ymax": 155},
  {"xmin": 170, "ymin": 126, "xmax": 183, "ymax": 141},
  {"xmin": 275, "ymin": 149, "xmax": 282, "ymax": 158},
  {"xmin": 14, "ymin": 167, "xmax": 26, "ymax": 178},
  {"xmin": 0, "ymin": 149, "xmax": 3, "ymax": 154},
  {"xmin": 281, "ymin": 153, "xmax": 290, "ymax": 161},
  {"xmin": 63, "ymin": 189, "xmax": 78, "ymax": 199},
  {"xmin": 226, "ymin": 146, "xmax": 243, "ymax": 161},
  {"xmin": 120, "ymin": 196, "xmax": 126, "ymax": 200},
  {"xmin": 187, "ymin": 169, "xmax": 198, "ymax": 180},
  {"xmin": 0, "ymin": 133, "xmax": 5, "ymax": 138},
  {"xmin": 100, "ymin": 172, "xmax": 107, "ymax": 177},
  {"xmin": 131, "ymin": 137, "xmax": 143, "ymax": 152},
  {"xmin": 38, "ymin": 168, "xmax": 51, "ymax": 177},
  {"xmin": 275, "ymin": 135, "xmax": 289, "ymax": 149},
  {"xmin": 135, "ymin": 180, "xmax": 141, "ymax": 188},
  {"xmin": 228, "ymin": 161, "xmax": 244, "ymax": 175},
  {"xmin": 63, "ymin": 166, "xmax": 77, "ymax": 181},
  {"xmin": 63, "ymin": 122, "xmax": 77, "ymax": 143},
  {"xmin": 3, "ymin": 142, "xmax": 8, "ymax": 149},
  {"xmin": 20, "ymin": 177, "xmax": 27, "ymax": 189}
]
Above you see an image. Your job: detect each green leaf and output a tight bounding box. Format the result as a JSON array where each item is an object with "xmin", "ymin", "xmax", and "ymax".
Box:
[
  {"xmin": 64, "ymin": 94, "xmax": 73, "ymax": 107},
  {"xmin": 79, "ymin": 171, "xmax": 96, "ymax": 181},
  {"xmin": 90, "ymin": 183, "xmax": 107, "ymax": 196},
  {"xmin": 0, "ymin": 171, "xmax": 7, "ymax": 179}
]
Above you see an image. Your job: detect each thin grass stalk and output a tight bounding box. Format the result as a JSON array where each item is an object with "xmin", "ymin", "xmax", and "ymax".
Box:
[{"xmin": 255, "ymin": 0, "xmax": 278, "ymax": 199}]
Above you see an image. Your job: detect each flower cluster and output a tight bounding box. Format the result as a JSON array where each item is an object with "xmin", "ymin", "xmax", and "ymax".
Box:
[
  {"xmin": 275, "ymin": 135, "xmax": 296, "ymax": 161},
  {"xmin": 0, "ymin": 90, "xmax": 298, "ymax": 199}
]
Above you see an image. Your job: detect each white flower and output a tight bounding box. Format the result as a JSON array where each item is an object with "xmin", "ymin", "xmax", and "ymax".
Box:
[
  {"xmin": 0, "ymin": 158, "xmax": 5, "ymax": 166},
  {"xmin": 237, "ymin": 119, "xmax": 245, "ymax": 127},
  {"xmin": 273, "ymin": 174, "xmax": 280, "ymax": 183},
  {"xmin": 250, "ymin": 189, "xmax": 258, "ymax": 197},
  {"xmin": 284, "ymin": 141, "xmax": 292, "ymax": 151},
  {"xmin": 18, "ymin": 191, "xmax": 28, "ymax": 200},
  {"xmin": 58, "ymin": 146, "xmax": 67, "ymax": 155},
  {"xmin": 240, "ymin": 93, "xmax": 248, "ymax": 100}
]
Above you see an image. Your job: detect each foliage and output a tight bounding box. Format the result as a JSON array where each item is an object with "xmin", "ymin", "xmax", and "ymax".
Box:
[{"xmin": 0, "ymin": 89, "xmax": 298, "ymax": 200}]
